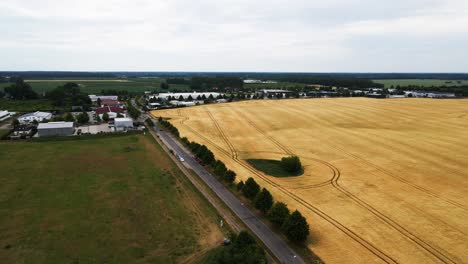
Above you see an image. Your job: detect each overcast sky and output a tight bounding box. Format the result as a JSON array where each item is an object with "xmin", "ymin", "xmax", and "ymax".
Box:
[{"xmin": 1, "ymin": 0, "xmax": 467, "ymax": 72}]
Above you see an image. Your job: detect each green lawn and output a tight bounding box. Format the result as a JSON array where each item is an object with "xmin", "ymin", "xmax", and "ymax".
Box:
[
  {"xmin": 0, "ymin": 78, "xmax": 191, "ymax": 94},
  {"xmin": 0, "ymin": 133, "xmax": 222, "ymax": 263},
  {"xmin": 247, "ymin": 159, "xmax": 303, "ymax": 177},
  {"xmin": 374, "ymin": 79, "xmax": 468, "ymax": 88}
]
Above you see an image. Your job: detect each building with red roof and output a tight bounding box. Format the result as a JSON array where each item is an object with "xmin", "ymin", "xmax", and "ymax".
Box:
[
  {"xmin": 95, "ymin": 106, "xmax": 126, "ymax": 120},
  {"xmin": 101, "ymin": 101, "xmax": 124, "ymax": 108}
]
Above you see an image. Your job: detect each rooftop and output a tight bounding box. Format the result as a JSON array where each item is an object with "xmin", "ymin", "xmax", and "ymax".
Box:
[{"xmin": 38, "ymin": 122, "xmax": 74, "ymax": 129}]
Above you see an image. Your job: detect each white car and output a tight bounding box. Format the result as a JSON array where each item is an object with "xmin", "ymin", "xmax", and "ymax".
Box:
[{"xmin": 179, "ymin": 157, "xmax": 185, "ymax": 162}]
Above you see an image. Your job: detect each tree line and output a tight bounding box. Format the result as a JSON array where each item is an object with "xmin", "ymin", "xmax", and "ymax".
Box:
[{"xmin": 237, "ymin": 177, "xmax": 310, "ymax": 243}]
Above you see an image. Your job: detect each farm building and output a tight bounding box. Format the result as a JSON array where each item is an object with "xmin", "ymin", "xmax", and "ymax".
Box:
[
  {"xmin": 18, "ymin": 111, "xmax": 52, "ymax": 124},
  {"xmin": 37, "ymin": 122, "xmax": 74, "ymax": 137},
  {"xmin": 95, "ymin": 106, "xmax": 125, "ymax": 120},
  {"xmin": 404, "ymin": 91, "xmax": 456, "ymax": 98},
  {"xmin": 147, "ymin": 102, "xmax": 161, "ymax": 110},
  {"xmin": 169, "ymin": 101, "xmax": 197, "ymax": 106},
  {"xmin": 10, "ymin": 124, "xmax": 35, "ymax": 139},
  {"xmin": 101, "ymin": 100, "xmax": 124, "ymax": 108},
  {"xmin": 148, "ymin": 92, "xmax": 222, "ymax": 101},
  {"xmin": 88, "ymin": 95, "xmax": 118, "ymax": 102},
  {"xmin": 0, "ymin": 110, "xmax": 11, "ymax": 121},
  {"xmin": 256, "ymin": 89, "xmax": 292, "ymax": 96},
  {"xmin": 114, "ymin": 118, "xmax": 134, "ymax": 131}
]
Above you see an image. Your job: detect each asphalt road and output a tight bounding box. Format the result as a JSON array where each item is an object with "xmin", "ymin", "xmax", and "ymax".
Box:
[
  {"xmin": 131, "ymin": 99, "xmax": 305, "ymax": 263},
  {"xmin": 154, "ymin": 122, "xmax": 305, "ymax": 264}
]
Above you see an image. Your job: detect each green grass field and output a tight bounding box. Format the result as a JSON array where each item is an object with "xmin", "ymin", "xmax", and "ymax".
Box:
[
  {"xmin": 0, "ymin": 99, "xmax": 62, "ymax": 112},
  {"xmin": 247, "ymin": 159, "xmax": 303, "ymax": 177},
  {"xmin": 374, "ymin": 79, "xmax": 468, "ymax": 88},
  {"xmin": 0, "ymin": 78, "xmax": 191, "ymax": 94},
  {"xmin": 0, "ymin": 133, "xmax": 223, "ymax": 263}
]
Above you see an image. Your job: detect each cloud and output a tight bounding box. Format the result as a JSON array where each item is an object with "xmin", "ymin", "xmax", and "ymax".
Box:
[{"xmin": 0, "ymin": 0, "xmax": 467, "ymax": 71}]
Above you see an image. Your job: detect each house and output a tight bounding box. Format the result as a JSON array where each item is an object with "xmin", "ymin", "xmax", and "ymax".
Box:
[
  {"xmin": 17, "ymin": 111, "xmax": 52, "ymax": 124},
  {"xmin": 95, "ymin": 106, "xmax": 125, "ymax": 120},
  {"xmin": 0, "ymin": 110, "xmax": 11, "ymax": 121},
  {"xmin": 101, "ymin": 100, "xmax": 124, "ymax": 108},
  {"xmin": 10, "ymin": 124, "xmax": 35, "ymax": 139},
  {"xmin": 114, "ymin": 117, "xmax": 134, "ymax": 131},
  {"xmin": 37, "ymin": 122, "xmax": 74, "ymax": 137},
  {"xmin": 88, "ymin": 95, "xmax": 118, "ymax": 102}
]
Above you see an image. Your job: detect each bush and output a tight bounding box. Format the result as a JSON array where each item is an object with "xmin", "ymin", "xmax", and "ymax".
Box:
[
  {"xmin": 268, "ymin": 202, "xmax": 290, "ymax": 227},
  {"xmin": 242, "ymin": 177, "xmax": 260, "ymax": 199},
  {"xmin": 145, "ymin": 118, "xmax": 154, "ymax": 127},
  {"xmin": 280, "ymin": 156, "xmax": 302, "ymax": 173},
  {"xmin": 282, "ymin": 210, "xmax": 310, "ymax": 243},
  {"xmin": 205, "ymin": 231, "xmax": 266, "ymax": 264}
]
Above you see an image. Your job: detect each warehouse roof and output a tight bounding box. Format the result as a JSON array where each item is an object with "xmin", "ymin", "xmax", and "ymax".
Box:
[
  {"xmin": 114, "ymin": 117, "xmax": 133, "ymax": 122},
  {"xmin": 37, "ymin": 122, "xmax": 74, "ymax": 129}
]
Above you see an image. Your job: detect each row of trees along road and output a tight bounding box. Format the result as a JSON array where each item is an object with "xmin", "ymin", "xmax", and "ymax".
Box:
[
  {"xmin": 158, "ymin": 117, "xmax": 310, "ymax": 244},
  {"xmin": 238, "ymin": 177, "xmax": 310, "ymax": 243}
]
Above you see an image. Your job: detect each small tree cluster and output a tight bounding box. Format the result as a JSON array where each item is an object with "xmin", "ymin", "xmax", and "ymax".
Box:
[
  {"xmin": 205, "ymin": 231, "xmax": 266, "ymax": 264},
  {"xmin": 126, "ymin": 100, "xmax": 141, "ymax": 119},
  {"xmin": 145, "ymin": 118, "xmax": 154, "ymax": 127},
  {"xmin": 280, "ymin": 156, "xmax": 302, "ymax": 173}
]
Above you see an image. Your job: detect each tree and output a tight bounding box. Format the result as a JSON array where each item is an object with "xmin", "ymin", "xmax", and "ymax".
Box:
[
  {"xmin": 64, "ymin": 112, "xmax": 75, "ymax": 122},
  {"xmin": 205, "ymin": 231, "xmax": 266, "ymax": 264},
  {"xmin": 160, "ymin": 82, "xmax": 169, "ymax": 89},
  {"xmin": 102, "ymin": 112, "xmax": 109, "ymax": 122},
  {"xmin": 145, "ymin": 118, "xmax": 154, "ymax": 127},
  {"xmin": 11, "ymin": 118, "xmax": 19, "ymax": 128},
  {"xmin": 254, "ymin": 188, "xmax": 274, "ymax": 213},
  {"xmin": 268, "ymin": 202, "xmax": 290, "ymax": 227},
  {"xmin": 187, "ymin": 95, "xmax": 193, "ymax": 101},
  {"xmin": 97, "ymin": 98, "xmax": 102, "ymax": 106},
  {"xmin": 214, "ymin": 160, "xmax": 228, "ymax": 178},
  {"xmin": 96, "ymin": 114, "xmax": 101, "ymax": 122},
  {"xmin": 178, "ymin": 95, "xmax": 184, "ymax": 101},
  {"xmin": 224, "ymin": 170, "xmax": 236, "ymax": 184},
  {"xmin": 280, "ymin": 156, "xmax": 302, "ymax": 173},
  {"xmin": 237, "ymin": 180, "xmax": 245, "ymax": 191},
  {"xmin": 117, "ymin": 113, "xmax": 124, "ymax": 118},
  {"xmin": 242, "ymin": 177, "xmax": 260, "ymax": 199},
  {"xmin": 4, "ymin": 80, "xmax": 38, "ymax": 99},
  {"xmin": 282, "ymin": 210, "xmax": 310, "ymax": 243},
  {"xmin": 76, "ymin": 112, "xmax": 89, "ymax": 124}
]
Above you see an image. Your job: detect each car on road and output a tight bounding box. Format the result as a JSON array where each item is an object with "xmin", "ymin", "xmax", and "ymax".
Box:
[{"xmin": 179, "ymin": 157, "xmax": 185, "ymax": 162}]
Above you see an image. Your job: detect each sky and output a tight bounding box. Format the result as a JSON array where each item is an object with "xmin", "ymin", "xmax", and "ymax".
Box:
[{"xmin": 0, "ymin": 0, "xmax": 467, "ymax": 72}]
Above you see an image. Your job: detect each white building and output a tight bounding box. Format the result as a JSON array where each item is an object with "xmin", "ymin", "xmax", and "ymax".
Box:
[
  {"xmin": 0, "ymin": 110, "xmax": 11, "ymax": 121},
  {"xmin": 169, "ymin": 101, "xmax": 197, "ymax": 106},
  {"xmin": 18, "ymin": 111, "xmax": 52, "ymax": 124},
  {"xmin": 148, "ymin": 92, "xmax": 222, "ymax": 101},
  {"xmin": 88, "ymin": 95, "xmax": 119, "ymax": 102},
  {"xmin": 114, "ymin": 117, "xmax": 134, "ymax": 131},
  {"xmin": 37, "ymin": 122, "xmax": 74, "ymax": 137}
]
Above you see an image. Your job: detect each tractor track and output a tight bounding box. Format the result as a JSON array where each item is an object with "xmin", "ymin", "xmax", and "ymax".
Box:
[
  {"xmin": 284, "ymin": 101, "xmax": 467, "ymax": 212},
  {"xmin": 231, "ymin": 107, "xmax": 457, "ymax": 264},
  {"xmin": 178, "ymin": 109, "xmax": 398, "ymax": 264}
]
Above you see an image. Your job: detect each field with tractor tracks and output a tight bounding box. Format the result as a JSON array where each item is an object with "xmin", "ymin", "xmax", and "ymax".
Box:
[{"xmin": 153, "ymin": 98, "xmax": 468, "ymax": 263}]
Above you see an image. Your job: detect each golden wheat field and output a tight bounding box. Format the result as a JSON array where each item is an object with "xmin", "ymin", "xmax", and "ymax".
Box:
[{"xmin": 152, "ymin": 98, "xmax": 468, "ymax": 263}]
